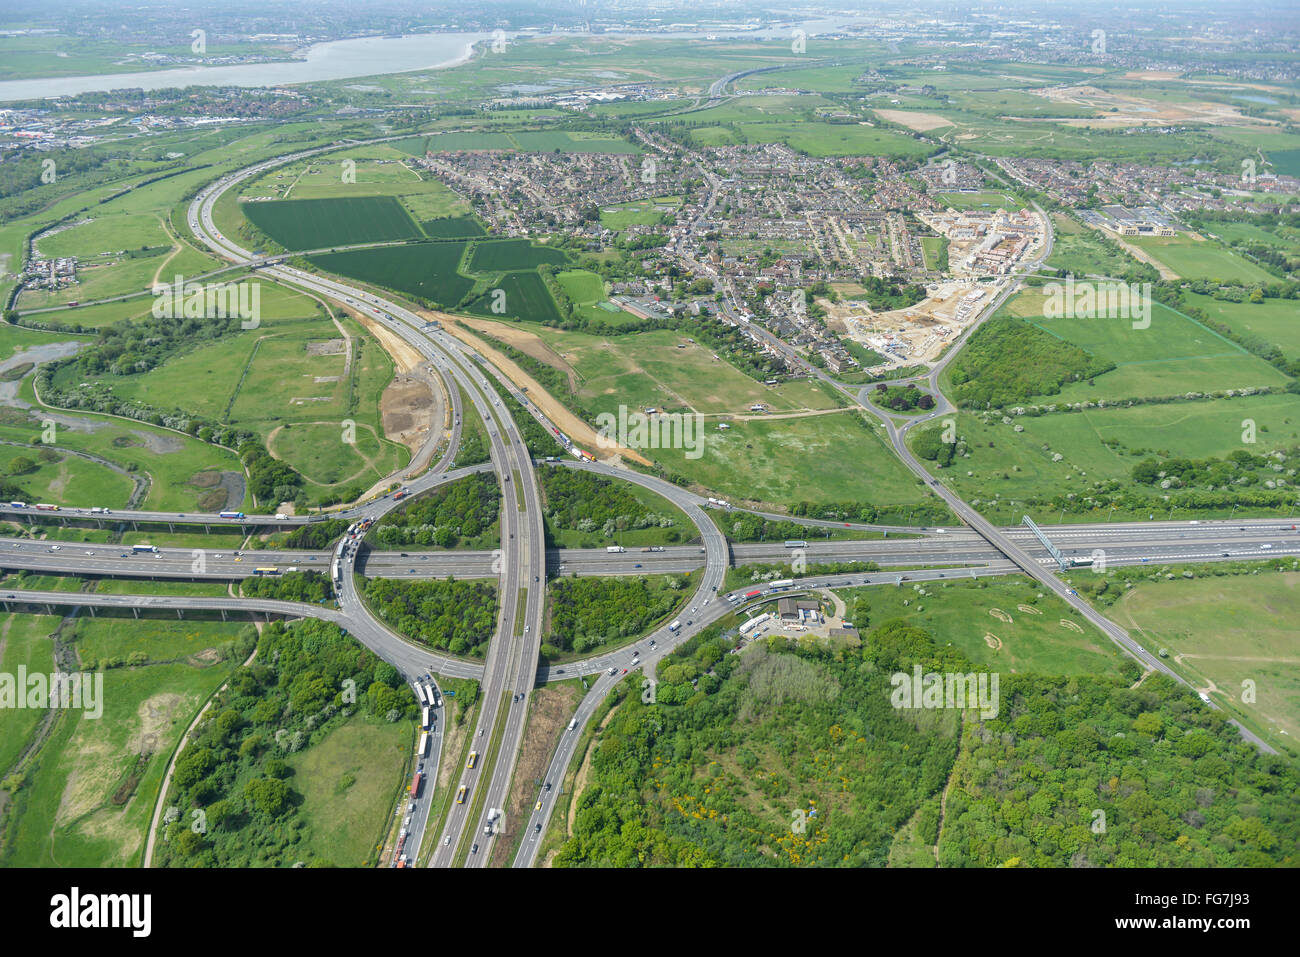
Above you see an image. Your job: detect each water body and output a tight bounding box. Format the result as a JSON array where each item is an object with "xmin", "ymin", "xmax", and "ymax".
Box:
[
  {"xmin": 0, "ymin": 32, "xmax": 486, "ymax": 102},
  {"xmin": 0, "ymin": 19, "xmax": 861, "ymax": 104}
]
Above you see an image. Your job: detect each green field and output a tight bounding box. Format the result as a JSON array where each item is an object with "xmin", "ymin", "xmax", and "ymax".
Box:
[
  {"xmin": 308, "ymin": 242, "xmax": 474, "ymax": 306},
  {"xmin": 1183, "ymin": 292, "xmax": 1300, "ymax": 356},
  {"xmin": 0, "ymin": 374, "xmax": 247, "ymax": 512},
  {"xmin": 285, "ymin": 719, "xmax": 413, "ymax": 866},
  {"xmin": 1012, "ymin": 295, "xmax": 1291, "ymax": 401},
  {"xmin": 243, "ymin": 195, "xmax": 423, "ymax": 250},
  {"xmin": 468, "ymin": 239, "xmax": 570, "ymax": 273},
  {"xmin": 834, "ymin": 577, "xmax": 1123, "ymax": 677},
  {"xmin": 467, "ymin": 271, "xmax": 562, "ymax": 323},
  {"xmin": 653, "ymin": 410, "xmax": 927, "ymax": 508},
  {"xmin": 600, "ymin": 196, "xmax": 682, "ymax": 231},
  {"xmin": 526, "ymin": 326, "xmax": 836, "ymax": 416},
  {"xmin": 1, "ymin": 616, "xmax": 248, "ymax": 867},
  {"xmin": 1126, "ymin": 234, "xmax": 1277, "ymax": 284},
  {"xmin": 1107, "ymin": 570, "xmax": 1300, "ymax": 752},
  {"xmin": 422, "ymin": 215, "xmax": 486, "ymax": 238},
  {"xmin": 912, "ymin": 391, "xmax": 1300, "ymax": 523},
  {"xmin": 936, "ymin": 190, "xmax": 1023, "ymax": 210}
]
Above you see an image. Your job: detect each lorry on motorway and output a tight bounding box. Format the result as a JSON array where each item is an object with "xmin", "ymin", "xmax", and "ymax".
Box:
[
  {"xmin": 393, "ymin": 489, "xmax": 407, "ymax": 501},
  {"xmin": 783, "ymin": 540, "xmax": 808, "ymax": 548},
  {"xmin": 275, "ymin": 513, "xmax": 288, "ymax": 520},
  {"xmin": 34, "ymin": 503, "xmax": 59, "ymax": 511},
  {"xmin": 743, "ymin": 589, "xmax": 762, "ymax": 600},
  {"xmin": 219, "ymin": 511, "xmax": 245, "ymax": 519},
  {"xmin": 668, "ymin": 620, "xmax": 682, "ymax": 632},
  {"xmin": 409, "ymin": 771, "xmax": 423, "ymax": 797},
  {"xmin": 769, "ymin": 579, "xmax": 794, "ymax": 590},
  {"xmin": 649, "ymin": 546, "xmax": 666, "ymax": 552},
  {"xmin": 8, "ymin": 501, "xmax": 25, "ymax": 509},
  {"xmin": 132, "ymin": 544, "xmax": 159, "ymax": 554},
  {"xmin": 606, "ymin": 546, "xmax": 626, "ymax": 553},
  {"xmin": 456, "ymin": 785, "xmax": 468, "ymax": 804},
  {"xmin": 416, "ymin": 731, "xmax": 429, "ymax": 757},
  {"xmin": 422, "ymin": 705, "xmax": 431, "ymax": 729},
  {"xmin": 467, "ymin": 750, "xmax": 479, "ymax": 769},
  {"xmin": 567, "ymin": 718, "xmax": 577, "ymax": 731}
]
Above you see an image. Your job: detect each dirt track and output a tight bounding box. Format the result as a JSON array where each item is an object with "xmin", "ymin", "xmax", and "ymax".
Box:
[{"xmin": 423, "ymin": 311, "xmax": 653, "ymax": 467}]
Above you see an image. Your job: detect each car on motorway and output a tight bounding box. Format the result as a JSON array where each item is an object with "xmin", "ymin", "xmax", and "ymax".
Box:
[
  {"xmin": 49, "ymin": 545, "xmax": 60, "ymax": 551},
  {"xmin": 634, "ymin": 563, "xmax": 642, "ymax": 568},
  {"xmin": 471, "ymin": 843, "xmax": 478, "ymax": 855},
  {"xmin": 621, "ymin": 668, "xmax": 627, "ymax": 674},
  {"xmin": 535, "ymin": 800, "xmax": 542, "ymax": 811},
  {"xmin": 85, "ymin": 550, "xmax": 94, "ymax": 556},
  {"xmin": 443, "ymin": 836, "xmax": 450, "ymax": 846}
]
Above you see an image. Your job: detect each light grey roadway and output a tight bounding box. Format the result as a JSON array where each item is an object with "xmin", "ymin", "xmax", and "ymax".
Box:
[
  {"xmin": 188, "ymin": 144, "xmax": 549, "ymax": 868},
  {"xmin": 7, "ymin": 520, "xmax": 1297, "ymax": 582}
]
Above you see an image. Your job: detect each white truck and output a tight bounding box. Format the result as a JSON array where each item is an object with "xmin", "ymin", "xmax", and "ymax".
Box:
[
  {"xmin": 606, "ymin": 546, "xmax": 626, "ymax": 553},
  {"xmin": 668, "ymin": 620, "xmax": 681, "ymax": 632}
]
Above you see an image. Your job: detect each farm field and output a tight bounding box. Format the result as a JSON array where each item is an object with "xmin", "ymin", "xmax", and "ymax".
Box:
[
  {"xmin": 421, "ymin": 215, "xmax": 486, "ymax": 238},
  {"xmin": 467, "ymin": 271, "xmax": 563, "ymax": 324},
  {"xmin": 308, "ymin": 242, "xmax": 473, "ymax": 307},
  {"xmin": 242, "ymin": 195, "xmax": 423, "ymax": 251},
  {"xmin": 833, "ymin": 577, "xmax": 1123, "ymax": 677},
  {"xmin": 468, "ymin": 238, "xmax": 570, "ymax": 273},
  {"xmin": 912, "ymin": 391, "xmax": 1300, "ymax": 524},
  {"xmin": 1106, "ymin": 570, "xmax": 1300, "ymax": 751},
  {"xmin": 1125, "ymin": 234, "xmax": 1277, "ymax": 284}
]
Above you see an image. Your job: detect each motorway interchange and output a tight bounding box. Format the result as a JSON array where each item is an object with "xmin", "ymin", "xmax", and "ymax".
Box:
[{"xmin": 4, "ymin": 139, "xmax": 1288, "ymax": 867}]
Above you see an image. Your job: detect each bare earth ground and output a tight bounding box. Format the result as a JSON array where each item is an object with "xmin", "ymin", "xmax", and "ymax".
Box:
[
  {"xmin": 454, "ymin": 315, "xmax": 581, "ymax": 394},
  {"xmin": 873, "ymin": 109, "xmax": 953, "ymax": 132},
  {"xmin": 488, "ymin": 681, "xmax": 583, "ymax": 867},
  {"xmin": 425, "ymin": 311, "xmax": 653, "ymax": 466},
  {"xmin": 379, "ymin": 371, "xmax": 438, "ymax": 461}
]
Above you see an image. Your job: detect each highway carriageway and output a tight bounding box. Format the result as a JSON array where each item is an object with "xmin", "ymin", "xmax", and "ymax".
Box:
[{"xmin": 3, "ymin": 522, "xmax": 1297, "ymax": 581}]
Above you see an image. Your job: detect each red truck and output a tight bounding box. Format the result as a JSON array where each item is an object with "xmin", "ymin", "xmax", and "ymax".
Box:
[
  {"xmin": 409, "ymin": 771, "xmax": 422, "ymax": 797},
  {"xmin": 743, "ymin": 589, "xmax": 762, "ymax": 600},
  {"xmin": 393, "ymin": 489, "xmax": 407, "ymax": 501}
]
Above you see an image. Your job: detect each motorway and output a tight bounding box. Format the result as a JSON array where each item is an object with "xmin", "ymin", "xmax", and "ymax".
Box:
[
  {"xmin": 9, "ymin": 128, "xmax": 1286, "ymax": 869},
  {"xmin": 5, "ymin": 519, "xmax": 1298, "ymax": 582}
]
